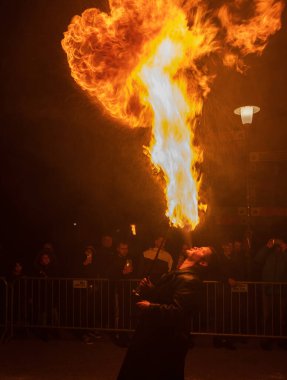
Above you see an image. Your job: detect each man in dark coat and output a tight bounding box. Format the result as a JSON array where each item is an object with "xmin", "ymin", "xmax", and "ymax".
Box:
[{"xmin": 117, "ymin": 245, "xmax": 213, "ymax": 380}]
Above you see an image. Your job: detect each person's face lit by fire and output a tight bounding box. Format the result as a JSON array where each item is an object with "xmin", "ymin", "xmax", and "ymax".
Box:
[
  {"xmin": 40, "ymin": 254, "xmax": 51, "ymax": 266},
  {"xmin": 117, "ymin": 243, "xmax": 128, "ymax": 257},
  {"xmin": 186, "ymin": 246, "xmax": 213, "ymax": 263},
  {"xmin": 272, "ymin": 239, "xmax": 287, "ymax": 253},
  {"xmin": 13, "ymin": 262, "xmax": 23, "ymax": 276},
  {"xmin": 84, "ymin": 247, "xmax": 94, "ymax": 263}
]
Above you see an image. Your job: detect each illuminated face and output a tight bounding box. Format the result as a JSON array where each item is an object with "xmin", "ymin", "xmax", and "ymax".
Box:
[
  {"xmin": 117, "ymin": 243, "xmax": 128, "ymax": 257},
  {"xmin": 40, "ymin": 254, "xmax": 51, "ymax": 266},
  {"xmin": 186, "ymin": 246, "xmax": 213, "ymax": 262},
  {"xmin": 85, "ymin": 248, "xmax": 94, "ymax": 257},
  {"xmin": 275, "ymin": 241, "xmax": 287, "ymax": 253},
  {"xmin": 14, "ymin": 262, "xmax": 23, "ymax": 274}
]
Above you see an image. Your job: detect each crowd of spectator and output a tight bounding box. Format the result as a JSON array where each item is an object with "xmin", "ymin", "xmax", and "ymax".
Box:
[
  {"xmin": 1, "ymin": 234, "xmax": 175, "ymax": 282},
  {"xmin": 1, "ymin": 230, "xmax": 287, "ymax": 348},
  {"xmin": 3, "ymin": 232, "xmax": 287, "ymax": 284}
]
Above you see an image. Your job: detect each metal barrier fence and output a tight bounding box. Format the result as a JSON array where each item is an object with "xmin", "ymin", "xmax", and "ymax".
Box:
[
  {"xmin": 4, "ymin": 278, "xmax": 287, "ymax": 340},
  {"xmin": 193, "ymin": 281, "xmax": 287, "ymax": 338}
]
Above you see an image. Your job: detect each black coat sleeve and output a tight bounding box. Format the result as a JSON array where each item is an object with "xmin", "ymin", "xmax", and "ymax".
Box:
[{"xmin": 144, "ymin": 274, "xmax": 201, "ymax": 325}]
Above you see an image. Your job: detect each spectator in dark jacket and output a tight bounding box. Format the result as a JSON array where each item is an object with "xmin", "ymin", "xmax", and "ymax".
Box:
[
  {"xmin": 107, "ymin": 241, "xmax": 135, "ymax": 346},
  {"xmin": 95, "ymin": 234, "xmax": 115, "ymax": 278},
  {"xmin": 107, "ymin": 241, "xmax": 135, "ymax": 280},
  {"xmin": 211, "ymin": 239, "xmax": 239, "ymax": 349},
  {"xmin": 254, "ymin": 238, "xmax": 287, "ymax": 349},
  {"xmin": 32, "ymin": 249, "xmax": 59, "ymax": 340}
]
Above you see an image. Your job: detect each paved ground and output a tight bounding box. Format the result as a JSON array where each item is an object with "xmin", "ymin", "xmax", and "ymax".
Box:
[{"xmin": 0, "ymin": 332, "xmax": 287, "ymax": 380}]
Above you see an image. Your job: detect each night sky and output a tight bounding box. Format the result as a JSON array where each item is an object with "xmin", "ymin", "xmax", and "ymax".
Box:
[{"xmin": 1, "ymin": 1, "xmax": 287, "ymax": 258}]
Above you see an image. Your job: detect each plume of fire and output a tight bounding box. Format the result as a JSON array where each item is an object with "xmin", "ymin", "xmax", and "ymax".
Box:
[
  {"xmin": 218, "ymin": 0, "xmax": 285, "ymax": 72},
  {"xmin": 62, "ymin": 0, "xmax": 284, "ymax": 229}
]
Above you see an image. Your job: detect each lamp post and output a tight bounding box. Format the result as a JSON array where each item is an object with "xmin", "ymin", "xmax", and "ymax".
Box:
[
  {"xmin": 234, "ymin": 105, "xmax": 260, "ymax": 241},
  {"xmin": 234, "ymin": 106, "xmax": 260, "ymax": 125}
]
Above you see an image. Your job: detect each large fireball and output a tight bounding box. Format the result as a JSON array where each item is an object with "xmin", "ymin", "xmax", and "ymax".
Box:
[{"xmin": 62, "ymin": 0, "xmax": 284, "ymax": 229}]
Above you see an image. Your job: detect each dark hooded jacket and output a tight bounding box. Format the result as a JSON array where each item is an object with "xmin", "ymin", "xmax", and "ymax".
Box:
[{"xmin": 117, "ymin": 266, "xmax": 202, "ymax": 380}]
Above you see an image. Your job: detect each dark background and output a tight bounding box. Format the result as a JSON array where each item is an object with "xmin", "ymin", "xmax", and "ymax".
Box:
[{"xmin": 1, "ymin": 1, "xmax": 287, "ymax": 263}]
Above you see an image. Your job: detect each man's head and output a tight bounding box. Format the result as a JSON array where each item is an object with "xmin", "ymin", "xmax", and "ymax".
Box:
[
  {"xmin": 101, "ymin": 235, "xmax": 113, "ymax": 248},
  {"xmin": 84, "ymin": 246, "xmax": 95, "ymax": 257},
  {"xmin": 273, "ymin": 239, "xmax": 287, "ymax": 253},
  {"xmin": 184, "ymin": 246, "xmax": 214, "ymax": 265},
  {"xmin": 222, "ymin": 241, "xmax": 233, "ymax": 257},
  {"xmin": 13, "ymin": 261, "xmax": 23, "ymax": 275},
  {"xmin": 40, "ymin": 253, "xmax": 51, "ymax": 266},
  {"xmin": 116, "ymin": 242, "xmax": 129, "ymax": 257}
]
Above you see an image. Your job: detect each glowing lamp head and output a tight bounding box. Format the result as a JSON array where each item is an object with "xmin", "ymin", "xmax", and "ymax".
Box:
[
  {"xmin": 234, "ymin": 105, "xmax": 260, "ymax": 125},
  {"xmin": 130, "ymin": 224, "xmax": 137, "ymax": 236}
]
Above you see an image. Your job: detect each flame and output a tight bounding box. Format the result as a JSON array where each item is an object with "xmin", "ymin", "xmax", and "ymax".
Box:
[
  {"xmin": 218, "ymin": 0, "xmax": 285, "ymax": 72},
  {"xmin": 62, "ymin": 0, "xmax": 284, "ymax": 229}
]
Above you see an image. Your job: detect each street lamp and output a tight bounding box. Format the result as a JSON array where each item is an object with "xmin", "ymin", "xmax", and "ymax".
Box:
[
  {"xmin": 234, "ymin": 105, "xmax": 260, "ymax": 125},
  {"xmin": 234, "ymin": 105, "xmax": 260, "ymax": 243}
]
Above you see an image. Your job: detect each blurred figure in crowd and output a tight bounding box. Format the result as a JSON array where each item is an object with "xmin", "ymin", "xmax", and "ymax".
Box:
[
  {"xmin": 6, "ymin": 259, "xmax": 28, "ymax": 338},
  {"xmin": 96, "ymin": 234, "xmax": 115, "ymax": 278},
  {"xmin": 107, "ymin": 241, "xmax": 135, "ymax": 346},
  {"xmin": 254, "ymin": 237, "xmax": 287, "ymax": 350},
  {"xmin": 211, "ymin": 239, "xmax": 239, "ymax": 350},
  {"xmin": 32, "ymin": 246, "xmax": 60, "ymax": 340},
  {"xmin": 33, "ymin": 243, "xmax": 59, "ymax": 277},
  {"xmin": 34, "ymin": 251, "xmax": 59, "ymax": 278},
  {"xmin": 79, "ymin": 245, "xmax": 97, "ymax": 278},
  {"xmin": 6, "ymin": 259, "xmax": 26, "ymax": 283},
  {"xmin": 233, "ymin": 239, "xmax": 253, "ymax": 281},
  {"xmin": 107, "ymin": 241, "xmax": 134, "ymax": 280},
  {"xmin": 75, "ymin": 245, "xmax": 101, "ymax": 344},
  {"xmin": 0, "ymin": 243, "xmax": 7, "ymax": 276}
]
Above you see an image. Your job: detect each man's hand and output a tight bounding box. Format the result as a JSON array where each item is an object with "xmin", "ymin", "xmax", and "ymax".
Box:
[
  {"xmin": 136, "ymin": 300, "xmax": 151, "ymax": 310},
  {"xmin": 138, "ymin": 277, "xmax": 154, "ymax": 291},
  {"xmin": 267, "ymin": 238, "xmax": 275, "ymax": 249},
  {"xmin": 266, "ymin": 238, "xmax": 286, "ymax": 251},
  {"xmin": 122, "ymin": 265, "xmax": 133, "ymax": 275}
]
